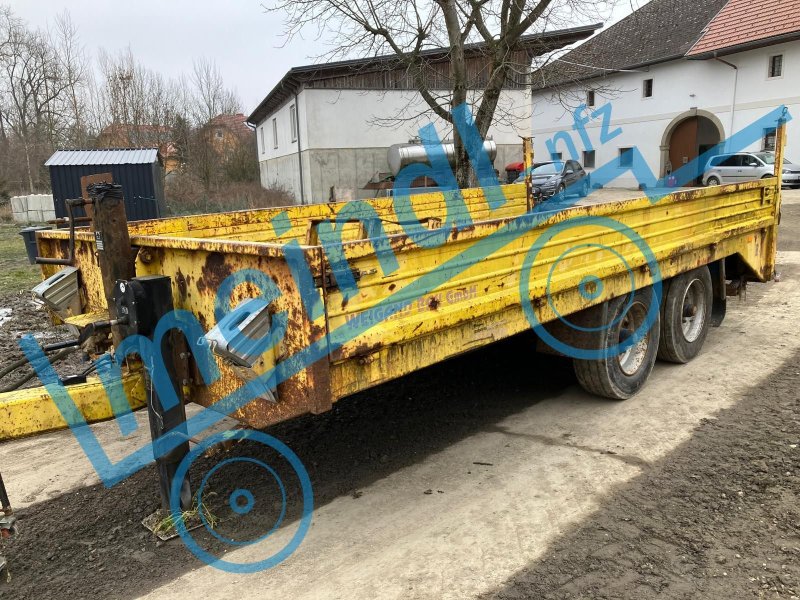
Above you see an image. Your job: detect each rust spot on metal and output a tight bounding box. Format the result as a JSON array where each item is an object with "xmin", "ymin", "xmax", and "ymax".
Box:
[
  {"xmin": 388, "ymin": 283, "xmax": 396, "ymax": 291},
  {"xmin": 176, "ymin": 269, "xmax": 188, "ymax": 298},
  {"xmin": 428, "ymin": 296, "xmax": 440, "ymax": 310},
  {"xmin": 198, "ymin": 252, "xmax": 233, "ymax": 297},
  {"xmin": 341, "ymin": 297, "xmax": 349, "ymax": 310}
]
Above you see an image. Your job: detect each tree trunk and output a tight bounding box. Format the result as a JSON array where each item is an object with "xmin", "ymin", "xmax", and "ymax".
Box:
[
  {"xmin": 23, "ymin": 139, "xmax": 33, "ymax": 193},
  {"xmin": 438, "ymin": 0, "xmax": 471, "ymax": 188},
  {"xmin": 475, "ymin": 52, "xmax": 511, "ymax": 146}
]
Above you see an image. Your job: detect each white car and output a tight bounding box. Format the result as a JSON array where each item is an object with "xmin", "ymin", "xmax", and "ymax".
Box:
[{"xmin": 703, "ymin": 152, "xmax": 800, "ymax": 188}]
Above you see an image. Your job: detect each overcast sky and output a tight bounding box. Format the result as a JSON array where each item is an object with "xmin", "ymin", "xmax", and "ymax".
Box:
[{"xmin": 6, "ymin": 0, "xmax": 642, "ymax": 116}]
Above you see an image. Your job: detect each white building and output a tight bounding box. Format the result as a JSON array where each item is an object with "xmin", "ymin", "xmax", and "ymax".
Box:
[
  {"xmin": 530, "ymin": 0, "xmax": 800, "ymax": 189},
  {"xmin": 247, "ymin": 25, "xmax": 599, "ymax": 203}
]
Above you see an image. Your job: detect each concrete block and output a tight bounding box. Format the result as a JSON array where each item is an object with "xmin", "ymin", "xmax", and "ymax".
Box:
[
  {"xmin": 28, "ymin": 194, "xmax": 54, "ymax": 211},
  {"xmin": 26, "ymin": 209, "xmax": 42, "ymax": 223},
  {"xmin": 10, "ymin": 196, "xmax": 26, "ymax": 214},
  {"xmin": 42, "ymin": 209, "xmax": 56, "ymax": 222}
]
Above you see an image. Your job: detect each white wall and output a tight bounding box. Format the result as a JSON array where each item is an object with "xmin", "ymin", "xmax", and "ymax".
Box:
[
  {"xmin": 302, "ymin": 88, "xmax": 530, "ymax": 148},
  {"xmin": 530, "ymin": 41, "xmax": 800, "ymax": 188},
  {"xmin": 258, "ymin": 91, "xmax": 309, "ymax": 161},
  {"xmin": 255, "ymin": 85, "xmax": 533, "ymax": 201}
]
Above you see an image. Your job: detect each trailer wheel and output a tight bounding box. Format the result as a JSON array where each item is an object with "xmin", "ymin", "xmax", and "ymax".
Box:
[
  {"xmin": 658, "ymin": 266, "xmax": 712, "ymax": 364},
  {"xmin": 573, "ymin": 288, "xmax": 661, "ymax": 400}
]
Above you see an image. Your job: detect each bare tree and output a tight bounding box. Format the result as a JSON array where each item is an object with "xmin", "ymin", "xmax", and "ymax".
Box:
[
  {"xmin": 0, "ymin": 5, "xmax": 256, "ymax": 199},
  {"xmin": 189, "ymin": 57, "xmax": 240, "ymax": 125},
  {"xmin": 269, "ymin": 0, "xmax": 616, "ymax": 186},
  {"xmin": 0, "ymin": 11, "xmax": 74, "ymax": 191},
  {"xmin": 93, "ymin": 47, "xmax": 184, "ymax": 149},
  {"xmin": 52, "ymin": 11, "xmax": 90, "ymax": 147}
]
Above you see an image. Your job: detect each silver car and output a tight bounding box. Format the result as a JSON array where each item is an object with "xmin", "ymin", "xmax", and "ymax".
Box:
[{"xmin": 703, "ymin": 152, "xmax": 800, "ymax": 188}]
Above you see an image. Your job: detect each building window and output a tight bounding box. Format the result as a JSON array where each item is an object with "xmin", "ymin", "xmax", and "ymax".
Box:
[
  {"xmin": 583, "ymin": 150, "xmax": 596, "ymax": 169},
  {"xmin": 642, "ymin": 79, "xmax": 654, "ymax": 98},
  {"xmin": 763, "ymin": 128, "xmax": 777, "ymax": 151},
  {"xmin": 259, "ymin": 127, "xmax": 265, "ymax": 154},
  {"xmin": 586, "ymin": 90, "xmax": 595, "ymax": 108},
  {"xmin": 619, "ymin": 148, "xmax": 634, "ymax": 168},
  {"xmin": 272, "ymin": 118, "xmax": 278, "ymax": 149},
  {"xmin": 290, "ymin": 104, "xmax": 298, "ymax": 142},
  {"xmin": 550, "ymin": 152, "xmax": 563, "ymax": 160},
  {"xmin": 769, "ymin": 54, "xmax": 783, "ymax": 78}
]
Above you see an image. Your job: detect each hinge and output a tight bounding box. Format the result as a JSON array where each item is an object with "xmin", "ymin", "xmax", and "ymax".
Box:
[{"xmin": 314, "ymin": 268, "xmax": 362, "ymax": 290}]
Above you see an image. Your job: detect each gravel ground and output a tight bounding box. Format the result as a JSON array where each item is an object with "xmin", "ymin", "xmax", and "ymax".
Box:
[{"xmin": 482, "ymin": 348, "xmax": 800, "ymax": 599}]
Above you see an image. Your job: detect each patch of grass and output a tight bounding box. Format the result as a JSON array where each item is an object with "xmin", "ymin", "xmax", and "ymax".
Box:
[
  {"xmin": 152, "ymin": 491, "xmax": 219, "ymax": 538},
  {"xmin": 0, "ymin": 224, "xmax": 42, "ymax": 294}
]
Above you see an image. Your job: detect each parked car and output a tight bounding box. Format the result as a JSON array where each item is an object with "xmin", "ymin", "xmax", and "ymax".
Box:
[
  {"xmin": 703, "ymin": 152, "xmax": 800, "ymax": 188},
  {"xmin": 514, "ymin": 160, "xmax": 590, "ymax": 199}
]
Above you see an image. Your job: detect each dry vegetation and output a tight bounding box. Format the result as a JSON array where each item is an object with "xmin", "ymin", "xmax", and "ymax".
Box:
[{"xmin": 165, "ymin": 176, "xmax": 293, "ymax": 215}]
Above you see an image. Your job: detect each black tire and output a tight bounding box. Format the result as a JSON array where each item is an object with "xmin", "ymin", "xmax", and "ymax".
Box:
[
  {"xmin": 706, "ymin": 176, "xmax": 720, "ymax": 186},
  {"xmin": 578, "ymin": 179, "xmax": 590, "ymax": 198},
  {"xmin": 554, "ymin": 183, "xmax": 566, "ymax": 200},
  {"xmin": 573, "ymin": 287, "xmax": 661, "ymax": 400},
  {"xmin": 657, "ymin": 266, "xmax": 712, "ymax": 364}
]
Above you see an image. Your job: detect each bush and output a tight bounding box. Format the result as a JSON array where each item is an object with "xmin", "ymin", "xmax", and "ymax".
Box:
[
  {"xmin": 0, "ymin": 199, "xmax": 11, "ymax": 223},
  {"xmin": 165, "ymin": 172, "xmax": 294, "ymax": 216}
]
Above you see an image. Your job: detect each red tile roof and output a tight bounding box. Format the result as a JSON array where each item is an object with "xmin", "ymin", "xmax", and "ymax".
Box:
[
  {"xmin": 207, "ymin": 113, "xmax": 252, "ymax": 137},
  {"xmin": 688, "ymin": 0, "xmax": 800, "ymax": 56}
]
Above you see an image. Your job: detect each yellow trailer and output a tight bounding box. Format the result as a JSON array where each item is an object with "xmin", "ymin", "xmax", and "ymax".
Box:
[
  {"xmin": 0, "ymin": 122, "xmax": 786, "ymax": 518},
  {"xmin": 17, "ymin": 171, "xmax": 780, "ymax": 427}
]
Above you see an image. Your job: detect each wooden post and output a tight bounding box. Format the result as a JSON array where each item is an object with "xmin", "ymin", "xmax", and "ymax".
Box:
[
  {"xmin": 79, "ymin": 173, "xmax": 111, "ymax": 227},
  {"xmin": 87, "ymin": 181, "xmax": 135, "ymax": 345},
  {"xmin": 522, "ymin": 137, "xmax": 535, "ymax": 210}
]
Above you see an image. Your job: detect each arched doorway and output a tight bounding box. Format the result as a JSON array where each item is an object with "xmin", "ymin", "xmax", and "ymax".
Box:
[{"xmin": 661, "ymin": 111, "xmax": 724, "ymax": 186}]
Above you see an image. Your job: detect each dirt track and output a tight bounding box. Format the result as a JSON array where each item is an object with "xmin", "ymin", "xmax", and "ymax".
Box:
[{"xmin": 0, "ymin": 191, "xmax": 799, "ymax": 599}]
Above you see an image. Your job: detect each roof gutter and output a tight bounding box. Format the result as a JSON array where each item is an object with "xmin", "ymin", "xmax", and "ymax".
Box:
[
  {"xmin": 687, "ymin": 30, "xmax": 800, "ymax": 61},
  {"xmin": 714, "ymin": 53, "xmax": 738, "ymax": 151},
  {"xmin": 295, "ymin": 91, "xmax": 305, "ymax": 205}
]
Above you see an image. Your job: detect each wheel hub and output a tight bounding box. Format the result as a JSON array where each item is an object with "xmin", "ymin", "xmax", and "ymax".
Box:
[
  {"xmin": 681, "ymin": 278, "xmax": 707, "ymax": 343},
  {"xmin": 617, "ymin": 301, "xmax": 649, "ymax": 376}
]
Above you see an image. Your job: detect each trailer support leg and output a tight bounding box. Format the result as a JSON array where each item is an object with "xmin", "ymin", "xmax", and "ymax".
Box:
[{"xmin": 114, "ymin": 275, "xmax": 191, "ymax": 512}]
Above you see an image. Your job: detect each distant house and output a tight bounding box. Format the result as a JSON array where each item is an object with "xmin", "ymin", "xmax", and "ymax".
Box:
[
  {"xmin": 98, "ymin": 124, "xmax": 180, "ymax": 175},
  {"xmin": 247, "ymin": 25, "xmax": 600, "ymax": 204},
  {"xmin": 529, "ymin": 0, "xmax": 800, "ymax": 188},
  {"xmin": 203, "ymin": 113, "xmax": 254, "ymax": 154}
]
